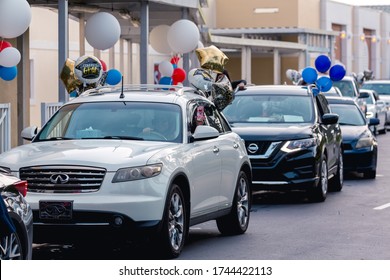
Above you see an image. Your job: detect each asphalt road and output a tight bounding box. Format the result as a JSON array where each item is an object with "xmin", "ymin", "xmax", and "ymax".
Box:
[{"xmin": 32, "ymin": 131, "xmax": 390, "ymax": 260}]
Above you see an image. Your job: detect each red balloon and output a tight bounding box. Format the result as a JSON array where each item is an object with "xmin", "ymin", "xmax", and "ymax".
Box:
[
  {"xmin": 0, "ymin": 40, "xmax": 12, "ymax": 52},
  {"xmin": 170, "ymin": 56, "xmax": 180, "ymax": 65},
  {"xmin": 99, "ymin": 59, "xmax": 107, "ymax": 71},
  {"xmin": 172, "ymin": 68, "xmax": 186, "ymax": 83}
]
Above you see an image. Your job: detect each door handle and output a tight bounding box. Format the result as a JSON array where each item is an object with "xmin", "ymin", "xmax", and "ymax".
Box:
[{"xmin": 213, "ymin": 146, "xmax": 219, "ymax": 153}]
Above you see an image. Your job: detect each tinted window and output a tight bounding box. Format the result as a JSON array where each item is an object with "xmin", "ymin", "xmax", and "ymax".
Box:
[{"xmin": 329, "ymin": 103, "xmax": 366, "ymax": 126}]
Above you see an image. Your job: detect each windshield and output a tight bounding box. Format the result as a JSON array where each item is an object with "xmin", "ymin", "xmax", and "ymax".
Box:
[
  {"xmin": 223, "ymin": 94, "xmax": 314, "ymax": 123},
  {"xmin": 361, "ymin": 83, "xmax": 390, "ymax": 95},
  {"xmin": 332, "ymin": 80, "xmax": 358, "ymax": 98},
  {"xmin": 329, "ymin": 103, "xmax": 366, "ymax": 126},
  {"xmin": 35, "ymin": 102, "xmax": 183, "ymax": 143}
]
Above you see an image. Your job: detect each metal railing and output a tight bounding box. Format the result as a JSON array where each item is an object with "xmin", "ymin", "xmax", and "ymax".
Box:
[
  {"xmin": 0, "ymin": 103, "xmax": 11, "ymax": 154},
  {"xmin": 41, "ymin": 102, "xmax": 63, "ymax": 126}
]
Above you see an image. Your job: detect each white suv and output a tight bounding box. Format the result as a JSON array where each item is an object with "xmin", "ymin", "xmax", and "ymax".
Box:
[{"xmin": 0, "ymin": 85, "xmax": 252, "ymax": 258}]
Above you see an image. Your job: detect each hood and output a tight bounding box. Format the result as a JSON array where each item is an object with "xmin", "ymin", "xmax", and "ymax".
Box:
[
  {"xmin": 231, "ymin": 123, "xmax": 313, "ymax": 141},
  {"xmin": 339, "ymin": 125, "xmax": 370, "ymax": 142},
  {"xmin": 0, "ymin": 140, "xmax": 175, "ymax": 172}
]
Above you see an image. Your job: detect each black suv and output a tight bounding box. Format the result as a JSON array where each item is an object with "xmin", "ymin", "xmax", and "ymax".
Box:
[{"xmin": 223, "ymin": 85, "xmax": 343, "ymax": 202}]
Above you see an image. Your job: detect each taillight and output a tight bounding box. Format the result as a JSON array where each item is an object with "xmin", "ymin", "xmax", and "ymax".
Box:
[{"xmin": 13, "ymin": 180, "xmax": 28, "ymax": 197}]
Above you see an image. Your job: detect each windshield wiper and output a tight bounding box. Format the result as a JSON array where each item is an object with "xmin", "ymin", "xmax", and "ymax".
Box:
[
  {"xmin": 338, "ymin": 122, "xmax": 359, "ymax": 126},
  {"xmin": 101, "ymin": 136, "xmax": 144, "ymax": 140},
  {"xmin": 38, "ymin": 137, "xmax": 75, "ymax": 141}
]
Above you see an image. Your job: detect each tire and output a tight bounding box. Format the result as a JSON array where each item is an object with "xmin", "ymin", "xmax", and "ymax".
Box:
[
  {"xmin": 363, "ymin": 169, "xmax": 376, "ymax": 179},
  {"xmin": 330, "ymin": 152, "xmax": 343, "ymax": 192},
  {"xmin": 217, "ymin": 171, "xmax": 250, "ymax": 235},
  {"xmin": 308, "ymin": 156, "xmax": 328, "ymax": 202},
  {"xmin": 0, "ymin": 232, "xmax": 24, "ymax": 260},
  {"xmin": 156, "ymin": 183, "xmax": 188, "ymax": 259}
]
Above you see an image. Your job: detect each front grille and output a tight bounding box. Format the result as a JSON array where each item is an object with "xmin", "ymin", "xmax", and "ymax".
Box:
[{"xmin": 19, "ymin": 166, "xmax": 106, "ymax": 193}]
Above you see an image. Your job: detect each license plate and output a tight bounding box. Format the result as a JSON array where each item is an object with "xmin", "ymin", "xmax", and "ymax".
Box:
[{"xmin": 39, "ymin": 200, "xmax": 73, "ymax": 220}]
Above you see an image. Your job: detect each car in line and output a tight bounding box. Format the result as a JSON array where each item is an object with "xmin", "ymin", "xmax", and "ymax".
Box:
[
  {"xmin": 222, "ymin": 85, "xmax": 343, "ymax": 202},
  {"xmin": 0, "ymin": 168, "xmax": 33, "ymax": 260},
  {"xmin": 356, "ymin": 89, "xmax": 387, "ymax": 135},
  {"xmin": 326, "ymin": 96, "xmax": 378, "ymax": 179},
  {"xmin": 0, "ymin": 85, "xmax": 252, "ymax": 259},
  {"xmin": 332, "ymin": 76, "xmax": 360, "ymax": 99},
  {"xmin": 361, "ymin": 80, "xmax": 390, "ymax": 127}
]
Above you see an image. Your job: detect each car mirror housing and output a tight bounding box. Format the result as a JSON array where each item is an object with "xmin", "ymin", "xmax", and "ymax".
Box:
[
  {"xmin": 21, "ymin": 126, "xmax": 38, "ymax": 141},
  {"xmin": 368, "ymin": 117, "xmax": 380, "ymax": 126},
  {"xmin": 322, "ymin": 113, "xmax": 339, "ymax": 125},
  {"xmin": 192, "ymin": 125, "xmax": 219, "ymax": 141}
]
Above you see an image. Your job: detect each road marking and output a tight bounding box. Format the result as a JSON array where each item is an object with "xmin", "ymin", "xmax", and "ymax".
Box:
[{"xmin": 373, "ymin": 203, "xmax": 390, "ymax": 210}]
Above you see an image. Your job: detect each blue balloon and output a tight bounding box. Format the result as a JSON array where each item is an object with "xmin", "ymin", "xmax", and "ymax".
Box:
[
  {"xmin": 315, "ymin": 55, "xmax": 331, "ymax": 73},
  {"xmin": 106, "ymin": 69, "xmax": 122, "ymax": 85},
  {"xmin": 329, "ymin": 64, "xmax": 346, "ymax": 81},
  {"xmin": 159, "ymin": 76, "xmax": 172, "ymax": 85},
  {"xmin": 0, "ymin": 66, "xmax": 17, "ymax": 81},
  {"xmin": 302, "ymin": 67, "xmax": 318, "ymax": 84},
  {"xmin": 316, "ymin": 76, "xmax": 333, "ymax": 92}
]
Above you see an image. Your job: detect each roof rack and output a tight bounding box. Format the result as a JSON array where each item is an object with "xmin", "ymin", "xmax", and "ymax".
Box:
[{"xmin": 79, "ymin": 84, "xmax": 186, "ymax": 97}]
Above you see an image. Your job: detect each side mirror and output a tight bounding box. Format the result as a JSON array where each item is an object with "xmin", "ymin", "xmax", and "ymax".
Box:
[
  {"xmin": 21, "ymin": 126, "xmax": 38, "ymax": 141},
  {"xmin": 192, "ymin": 125, "xmax": 219, "ymax": 141},
  {"xmin": 368, "ymin": 118, "xmax": 380, "ymax": 126},
  {"xmin": 322, "ymin": 113, "xmax": 339, "ymax": 125}
]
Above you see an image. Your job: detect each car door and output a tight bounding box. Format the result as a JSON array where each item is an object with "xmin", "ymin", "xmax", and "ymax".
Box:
[
  {"xmin": 203, "ymin": 105, "xmax": 241, "ymax": 209},
  {"xmin": 187, "ymin": 100, "xmax": 222, "ymax": 217},
  {"xmin": 316, "ymin": 94, "xmax": 340, "ymax": 170}
]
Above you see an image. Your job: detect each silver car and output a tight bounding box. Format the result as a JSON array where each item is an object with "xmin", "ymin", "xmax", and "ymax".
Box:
[
  {"xmin": 0, "ymin": 169, "xmax": 33, "ymax": 260},
  {"xmin": 361, "ymin": 80, "xmax": 390, "ymax": 127},
  {"xmin": 357, "ymin": 89, "xmax": 387, "ymax": 135}
]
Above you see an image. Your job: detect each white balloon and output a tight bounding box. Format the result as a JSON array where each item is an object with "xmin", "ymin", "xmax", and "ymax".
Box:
[
  {"xmin": 85, "ymin": 12, "xmax": 121, "ymax": 50},
  {"xmin": 0, "ymin": 47, "xmax": 21, "ymax": 67},
  {"xmin": 150, "ymin": 25, "xmax": 172, "ymax": 54},
  {"xmin": 158, "ymin": 61, "xmax": 174, "ymax": 77},
  {"xmin": 167, "ymin": 20, "xmax": 200, "ymax": 54},
  {"xmin": 0, "ymin": 0, "xmax": 32, "ymax": 38}
]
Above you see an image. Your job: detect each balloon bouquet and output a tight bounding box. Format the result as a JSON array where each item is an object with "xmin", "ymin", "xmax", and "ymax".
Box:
[
  {"xmin": 60, "ymin": 55, "xmax": 122, "ymax": 97},
  {"xmin": 188, "ymin": 45, "xmax": 234, "ymax": 111}
]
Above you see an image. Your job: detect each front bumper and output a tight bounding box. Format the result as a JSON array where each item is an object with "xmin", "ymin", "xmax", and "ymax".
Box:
[{"xmin": 250, "ymin": 148, "xmax": 320, "ymax": 191}]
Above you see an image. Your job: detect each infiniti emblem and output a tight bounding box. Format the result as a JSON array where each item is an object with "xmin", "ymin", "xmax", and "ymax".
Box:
[
  {"xmin": 50, "ymin": 173, "xmax": 70, "ymax": 184},
  {"xmin": 247, "ymin": 143, "xmax": 259, "ymax": 154}
]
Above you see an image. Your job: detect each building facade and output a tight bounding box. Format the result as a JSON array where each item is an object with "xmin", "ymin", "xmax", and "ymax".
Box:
[{"xmin": 1, "ymin": 0, "xmax": 390, "ymax": 151}]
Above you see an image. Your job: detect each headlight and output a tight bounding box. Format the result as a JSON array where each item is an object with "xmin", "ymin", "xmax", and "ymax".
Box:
[
  {"xmin": 112, "ymin": 164, "xmax": 163, "ymax": 182},
  {"xmin": 356, "ymin": 137, "xmax": 374, "ymax": 149},
  {"xmin": 281, "ymin": 138, "xmax": 317, "ymax": 153}
]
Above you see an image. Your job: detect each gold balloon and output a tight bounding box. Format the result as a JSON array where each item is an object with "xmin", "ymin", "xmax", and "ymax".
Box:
[
  {"xmin": 195, "ymin": 45, "xmax": 228, "ymax": 73},
  {"xmin": 60, "ymin": 58, "xmax": 83, "ymax": 94}
]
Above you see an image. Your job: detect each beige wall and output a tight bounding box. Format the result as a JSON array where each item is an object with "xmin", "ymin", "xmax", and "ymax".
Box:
[
  {"xmin": 216, "ymin": 0, "xmax": 301, "ymax": 28},
  {"xmin": 215, "ymin": 0, "xmax": 321, "ymax": 29}
]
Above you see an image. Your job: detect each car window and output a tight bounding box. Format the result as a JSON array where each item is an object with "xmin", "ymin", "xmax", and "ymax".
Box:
[
  {"xmin": 36, "ymin": 102, "xmax": 183, "ymax": 143},
  {"xmin": 361, "ymin": 83, "xmax": 390, "ymax": 95},
  {"xmin": 333, "ymin": 79, "xmax": 358, "ymax": 98},
  {"xmin": 188, "ymin": 100, "xmax": 230, "ymax": 134},
  {"xmin": 222, "ymin": 94, "xmax": 314, "ymax": 123},
  {"xmin": 316, "ymin": 94, "xmax": 331, "ymax": 115},
  {"xmin": 329, "ymin": 103, "xmax": 366, "ymax": 126}
]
